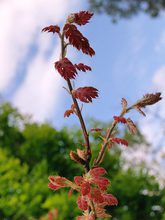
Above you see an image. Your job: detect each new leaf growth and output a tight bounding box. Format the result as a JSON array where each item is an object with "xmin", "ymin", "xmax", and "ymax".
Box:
[{"xmin": 42, "ymin": 10, "xmax": 162, "ymax": 219}]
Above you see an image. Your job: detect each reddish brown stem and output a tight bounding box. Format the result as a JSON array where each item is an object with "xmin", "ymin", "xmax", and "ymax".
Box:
[
  {"xmin": 60, "ymin": 31, "xmax": 91, "ymax": 171},
  {"xmin": 93, "ymin": 107, "xmax": 132, "ymax": 167}
]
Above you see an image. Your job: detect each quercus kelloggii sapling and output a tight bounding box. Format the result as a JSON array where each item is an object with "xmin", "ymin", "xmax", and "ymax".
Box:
[{"xmin": 42, "ymin": 11, "xmax": 162, "ymax": 219}]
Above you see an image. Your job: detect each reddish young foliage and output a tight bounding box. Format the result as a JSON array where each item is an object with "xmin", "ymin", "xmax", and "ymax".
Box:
[
  {"xmin": 48, "ymin": 211, "xmax": 53, "ymax": 220},
  {"xmin": 48, "ymin": 176, "xmax": 69, "ymax": 190},
  {"xmin": 111, "ymin": 137, "xmax": 128, "ymax": 146},
  {"xmin": 102, "ymin": 194, "xmax": 118, "ymax": 205},
  {"xmin": 70, "ymin": 151, "xmax": 86, "ymax": 165},
  {"xmin": 55, "ymin": 58, "xmax": 77, "ymax": 80},
  {"xmin": 113, "ymin": 116, "xmax": 127, "ymax": 124},
  {"xmin": 75, "ymin": 63, "xmax": 92, "ymax": 72},
  {"xmin": 64, "ymin": 104, "xmax": 76, "ymax": 118},
  {"xmin": 126, "ymin": 118, "xmax": 137, "ymax": 134},
  {"xmin": 90, "ymin": 167, "xmax": 107, "ymax": 176},
  {"xmin": 81, "ymin": 181, "xmax": 91, "ymax": 196},
  {"xmin": 72, "ymin": 87, "xmax": 98, "ymax": 103},
  {"xmin": 42, "ymin": 10, "xmax": 162, "ymax": 220},
  {"xmin": 63, "ymin": 24, "xmax": 95, "ymax": 56},
  {"xmin": 77, "ymin": 196, "xmax": 88, "ymax": 211},
  {"xmin": 74, "ymin": 176, "xmax": 83, "ymax": 185},
  {"xmin": 90, "ymin": 128, "xmax": 102, "ymax": 132},
  {"xmin": 73, "ymin": 11, "xmax": 94, "ymax": 26},
  {"xmin": 42, "ymin": 25, "xmax": 60, "ymax": 34},
  {"xmin": 89, "ymin": 188, "xmax": 104, "ymax": 203},
  {"xmin": 48, "ymin": 182, "xmax": 59, "ymax": 190},
  {"xmin": 137, "ymin": 92, "xmax": 162, "ymax": 108},
  {"xmin": 64, "ymin": 109, "xmax": 74, "ymax": 118},
  {"xmin": 121, "ymin": 97, "xmax": 128, "ymax": 109}
]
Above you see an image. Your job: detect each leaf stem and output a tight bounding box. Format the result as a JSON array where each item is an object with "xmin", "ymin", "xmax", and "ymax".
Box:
[
  {"xmin": 60, "ymin": 31, "xmax": 91, "ymax": 172},
  {"xmin": 93, "ymin": 106, "xmax": 133, "ymax": 167}
]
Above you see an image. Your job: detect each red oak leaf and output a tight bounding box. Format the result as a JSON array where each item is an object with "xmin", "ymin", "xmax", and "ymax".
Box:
[
  {"xmin": 92, "ymin": 176, "xmax": 110, "ymax": 191},
  {"xmin": 81, "ymin": 181, "xmax": 91, "ymax": 196},
  {"xmin": 90, "ymin": 128, "xmax": 102, "ymax": 132},
  {"xmin": 89, "ymin": 188, "xmax": 104, "ymax": 204},
  {"xmin": 77, "ymin": 196, "xmax": 88, "ymax": 211},
  {"xmin": 64, "ymin": 104, "xmax": 76, "ymax": 118},
  {"xmin": 95, "ymin": 206, "xmax": 112, "ymax": 218},
  {"xmin": 48, "ymin": 176, "xmax": 69, "ymax": 190},
  {"xmin": 111, "ymin": 137, "xmax": 128, "ymax": 146},
  {"xmin": 55, "ymin": 58, "xmax": 77, "ymax": 80},
  {"xmin": 90, "ymin": 167, "xmax": 107, "ymax": 176},
  {"xmin": 89, "ymin": 167, "xmax": 110, "ymax": 191},
  {"xmin": 102, "ymin": 193, "xmax": 118, "ymax": 206},
  {"xmin": 48, "ymin": 182, "xmax": 60, "ymax": 190},
  {"xmin": 126, "ymin": 118, "xmax": 137, "ymax": 134},
  {"xmin": 72, "ymin": 87, "xmax": 98, "ymax": 103},
  {"xmin": 72, "ymin": 11, "xmax": 94, "ymax": 26},
  {"xmin": 113, "ymin": 116, "xmax": 127, "ymax": 124},
  {"xmin": 63, "ymin": 24, "xmax": 95, "ymax": 56},
  {"xmin": 74, "ymin": 176, "xmax": 83, "ymax": 185},
  {"xmin": 75, "ymin": 63, "xmax": 92, "ymax": 72},
  {"xmin": 64, "ymin": 109, "xmax": 73, "ymax": 118},
  {"xmin": 42, "ymin": 25, "xmax": 60, "ymax": 33}
]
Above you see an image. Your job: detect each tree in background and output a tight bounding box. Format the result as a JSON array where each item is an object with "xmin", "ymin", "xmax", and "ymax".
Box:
[
  {"xmin": 0, "ymin": 101, "xmax": 164, "ymax": 219},
  {"xmin": 89, "ymin": 0, "xmax": 165, "ymax": 21}
]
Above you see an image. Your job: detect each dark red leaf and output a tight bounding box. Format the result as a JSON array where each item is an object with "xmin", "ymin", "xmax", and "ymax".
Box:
[
  {"xmin": 64, "ymin": 104, "xmax": 76, "ymax": 118},
  {"xmin": 103, "ymin": 194, "xmax": 118, "ymax": 206},
  {"xmin": 48, "ymin": 182, "xmax": 59, "ymax": 190},
  {"xmin": 74, "ymin": 176, "xmax": 83, "ymax": 185},
  {"xmin": 64, "ymin": 109, "xmax": 74, "ymax": 118},
  {"xmin": 77, "ymin": 196, "xmax": 88, "ymax": 211},
  {"xmin": 126, "ymin": 118, "xmax": 137, "ymax": 134},
  {"xmin": 75, "ymin": 63, "xmax": 92, "ymax": 72},
  {"xmin": 42, "ymin": 25, "xmax": 60, "ymax": 34},
  {"xmin": 81, "ymin": 181, "xmax": 91, "ymax": 196},
  {"xmin": 90, "ymin": 167, "xmax": 107, "ymax": 176},
  {"xmin": 72, "ymin": 87, "xmax": 98, "ymax": 103},
  {"xmin": 63, "ymin": 24, "xmax": 95, "ymax": 56},
  {"xmin": 90, "ymin": 128, "xmax": 102, "ymax": 132},
  {"xmin": 111, "ymin": 137, "xmax": 128, "ymax": 146},
  {"xmin": 74, "ymin": 11, "xmax": 94, "ymax": 26},
  {"xmin": 89, "ymin": 188, "xmax": 104, "ymax": 204},
  {"xmin": 55, "ymin": 58, "xmax": 77, "ymax": 80},
  {"xmin": 113, "ymin": 116, "xmax": 127, "ymax": 124}
]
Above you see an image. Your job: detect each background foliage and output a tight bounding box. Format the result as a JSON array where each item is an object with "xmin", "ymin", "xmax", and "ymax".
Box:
[
  {"xmin": 89, "ymin": 0, "xmax": 165, "ymax": 21},
  {"xmin": 0, "ymin": 101, "xmax": 164, "ymax": 219}
]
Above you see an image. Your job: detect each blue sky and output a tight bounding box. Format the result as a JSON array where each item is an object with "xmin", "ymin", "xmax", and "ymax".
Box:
[{"xmin": 0, "ymin": 0, "xmax": 165, "ymax": 172}]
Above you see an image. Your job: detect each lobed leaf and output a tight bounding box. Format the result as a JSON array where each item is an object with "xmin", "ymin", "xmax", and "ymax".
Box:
[
  {"xmin": 63, "ymin": 24, "xmax": 95, "ymax": 56},
  {"xmin": 72, "ymin": 87, "xmax": 98, "ymax": 103},
  {"xmin": 75, "ymin": 63, "xmax": 92, "ymax": 72},
  {"xmin": 70, "ymin": 11, "xmax": 94, "ymax": 26},
  {"xmin": 42, "ymin": 25, "xmax": 60, "ymax": 34},
  {"xmin": 55, "ymin": 58, "xmax": 77, "ymax": 80},
  {"xmin": 113, "ymin": 116, "xmax": 126, "ymax": 124},
  {"xmin": 126, "ymin": 118, "xmax": 137, "ymax": 134},
  {"xmin": 111, "ymin": 137, "xmax": 128, "ymax": 146}
]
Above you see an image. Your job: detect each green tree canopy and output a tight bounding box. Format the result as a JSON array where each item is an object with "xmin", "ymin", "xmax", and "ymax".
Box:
[
  {"xmin": 0, "ymin": 101, "xmax": 164, "ymax": 219},
  {"xmin": 89, "ymin": 0, "xmax": 165, "ymax": 21}
]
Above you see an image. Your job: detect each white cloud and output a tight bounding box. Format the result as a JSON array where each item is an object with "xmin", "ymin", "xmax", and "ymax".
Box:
[{"xmin": 0, "ymin": 0, "xmax": 83, "ymax": 121}]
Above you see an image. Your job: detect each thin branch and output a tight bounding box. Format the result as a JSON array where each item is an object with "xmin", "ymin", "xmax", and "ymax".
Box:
[
  {"xmin": 93, "ymin": 106, "xmax": 133, "ymax": 167},
  {"xmin": 60, "ymin": 31, "xmax": 91, "ymax": 172}
]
